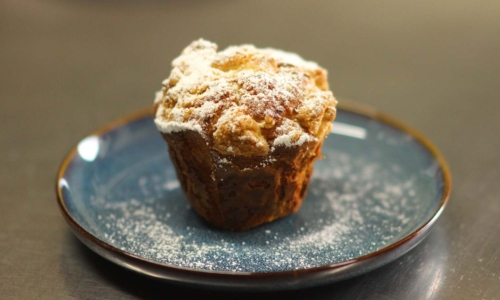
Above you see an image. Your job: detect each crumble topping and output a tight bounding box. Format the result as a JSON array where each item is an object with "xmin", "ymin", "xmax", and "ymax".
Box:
[{"xmin": 154, "ymin": 39, "xmax": 337, "ymax": 156}]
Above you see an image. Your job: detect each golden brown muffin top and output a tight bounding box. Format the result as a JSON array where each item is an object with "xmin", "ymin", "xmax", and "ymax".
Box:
[{"xmin": 154, "ymin": 39, "xmax": 337, "ymax": 156}]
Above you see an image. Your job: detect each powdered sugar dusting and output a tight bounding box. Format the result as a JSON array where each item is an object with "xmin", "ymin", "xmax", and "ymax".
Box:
[
  {"xmin": 154, "ymin": 120, "xmax": 202, "ymax": 134},
  {"xmin": 154, "ymin": 39, "xmax": 337, "ymax": 155},
  {"xmin": 154, "ymin": 90, "xmax": 163, "ymax": 103},
  {"xmin": 90, "ymin": 147, "xmax": 424, "ymax": 273},
  {"xmin": 273, "ymin": 131, "xmax": 315, "ymax": 147},
  {"xmin": 273, "ymin": 118, "xmax": 316, "ymax": 147}
]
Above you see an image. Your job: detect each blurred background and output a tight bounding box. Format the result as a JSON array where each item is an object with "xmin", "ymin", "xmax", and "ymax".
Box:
[{"xmin": 1, "ymin": 0, "xmax": 499, "ymax": 299}]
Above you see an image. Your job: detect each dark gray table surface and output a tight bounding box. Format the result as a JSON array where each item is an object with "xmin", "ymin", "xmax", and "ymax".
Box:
[{"xmin": 1, "ymin": 1, "xmax": 499, "ymax": 299}]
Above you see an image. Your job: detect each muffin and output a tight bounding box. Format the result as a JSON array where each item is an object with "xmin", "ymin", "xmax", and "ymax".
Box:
[{"xmin": 154, "ymin": 39, "xmax": 337, "ymax": 230}]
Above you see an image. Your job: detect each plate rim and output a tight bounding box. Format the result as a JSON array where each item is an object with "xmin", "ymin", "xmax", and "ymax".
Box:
[{"xmin": 55, "ymin": 101, "xmax": 452, "ymax": 285}]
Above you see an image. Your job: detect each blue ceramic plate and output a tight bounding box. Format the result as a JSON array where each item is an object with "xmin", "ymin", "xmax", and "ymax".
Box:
[{"xmin": 56, "ymin": 103, "xmax": 451, "ymax": 290}]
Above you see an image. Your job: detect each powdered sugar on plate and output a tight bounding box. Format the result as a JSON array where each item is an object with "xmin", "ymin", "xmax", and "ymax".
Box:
[
  {"xmin": 63, "ymin": 106, "xmax": 446, "ymax": 275},
  {"xmin": 89, "ymin": 145, "xmax": 424, "ymax": 273}
]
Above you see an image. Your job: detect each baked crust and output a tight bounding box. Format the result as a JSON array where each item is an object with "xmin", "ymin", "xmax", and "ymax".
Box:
[{"xmin": 154, "ymin": 39, "xmax": 337, "ymax": 154}]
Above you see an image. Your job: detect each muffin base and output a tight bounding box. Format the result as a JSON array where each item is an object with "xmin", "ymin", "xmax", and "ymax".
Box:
[{"xmin": 162, "ymin": 130, "xmax": 324, "ymax": 231}]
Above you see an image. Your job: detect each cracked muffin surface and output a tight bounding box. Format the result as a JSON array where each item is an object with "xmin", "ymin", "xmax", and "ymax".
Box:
[{"xmin": 154, "ymin": 39, "xmax": 337, "ymax": 157}]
